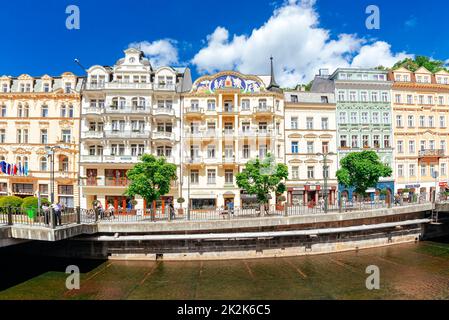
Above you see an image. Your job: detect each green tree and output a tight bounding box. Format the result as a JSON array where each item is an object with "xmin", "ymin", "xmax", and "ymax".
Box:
[
  {"xmin": 393, "ymin": 56, "xmax": 448, "ymax": 73},
  {"xmin": 236, "ymin": 154, "xmax": 288, "ymax": 212},
  {"xmin": 21, "ymin": 197, "xmax": 50, "ymax": 211},
  {"xmin": 125, "ymin": 154, "xmax": 177, "ymax": 210},
  {"xmin": 336, "ymin": 151, "xmax": 392, "ymax": 198}
]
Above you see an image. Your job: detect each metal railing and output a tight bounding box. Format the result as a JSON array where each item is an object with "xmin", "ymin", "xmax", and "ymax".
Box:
[{"xmin": 0, "ymin": 207, "xmax": 79, "ymax": 228}]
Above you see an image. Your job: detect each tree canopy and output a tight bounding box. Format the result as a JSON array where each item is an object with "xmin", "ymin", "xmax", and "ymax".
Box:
[
  {"xmin": 125, "ymin": 154, "xmax": 177, "ymax": 205},
  {"xmin": 236, "ymin": 154, "xmax": 288, "ymax": 204},
  {"xmin": 336, "ymin": 151, "xmax": 392, "ymax": 196},
  {"xmin": 393, "ymin": 56, "xmax": 449, "ymax": 73}
]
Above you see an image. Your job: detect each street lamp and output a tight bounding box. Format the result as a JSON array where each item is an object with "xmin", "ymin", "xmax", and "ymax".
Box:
[
  {"xmin": 316, "ymin": 152, "xmax": 336, "ymax": 213},
  {"xmin": 432, "ymin": 170, "xmax": 439, "ymax": 203},
  {"xmin": 45, "ymin": 145, "xmax": 70, "ymax": 204}
]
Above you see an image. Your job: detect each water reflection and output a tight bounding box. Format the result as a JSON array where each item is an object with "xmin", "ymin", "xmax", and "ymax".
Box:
[{"xmin": 1, "ymin": 239, "xmax": 449, "ymax": 300}]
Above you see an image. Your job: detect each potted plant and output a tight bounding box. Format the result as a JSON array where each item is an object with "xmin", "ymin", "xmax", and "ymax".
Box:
[{"xmin": 177, "ymin": 197, "xmax": 185, "ymax": 215}]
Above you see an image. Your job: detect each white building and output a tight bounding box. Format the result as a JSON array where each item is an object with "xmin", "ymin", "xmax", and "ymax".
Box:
[{"xmin": 79, "ymin": 48, "xmax": 191, "ymax": 211}]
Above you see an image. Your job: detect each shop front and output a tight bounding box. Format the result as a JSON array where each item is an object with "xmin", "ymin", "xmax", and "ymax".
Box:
[{"xmin": 287, "ymin": 185, "xmax": 337, "ymax": 206}]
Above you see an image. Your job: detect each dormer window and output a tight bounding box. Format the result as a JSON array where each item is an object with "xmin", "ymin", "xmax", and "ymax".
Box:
[
  {"xmin": 20, "ymin": 84, "xmax": 25, "ymax": 92},
  {"xmin": 2, "ymin": 84, "xmax": 7, "ymax": 93},
  {"xmin": 43, "ymin": 83, "xmax": 50, "ymax": 93},
  {"xmin": 64, "ymin": 83, "xmax": 72, "ymax": 94},
  {"xmin": 25, "ymin": 84, "xmax": 31, "ymax": 92},
  {"xmin": 129, "ymin": 57, "xmax": 135, "ymax": 63}
]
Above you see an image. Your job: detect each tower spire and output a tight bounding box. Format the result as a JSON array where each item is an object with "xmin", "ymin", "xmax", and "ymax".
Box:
[{"xmin": 268, "ymin": 56, "xmax": 281, "ymax": 92}]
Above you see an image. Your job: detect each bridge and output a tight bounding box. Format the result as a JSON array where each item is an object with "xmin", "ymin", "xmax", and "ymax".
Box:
[{"xmin": 0, "ymin": 202, "xmax": 440, "ymax": 247}]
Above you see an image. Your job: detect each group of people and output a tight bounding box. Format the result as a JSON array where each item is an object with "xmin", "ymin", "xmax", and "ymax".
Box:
[
  {"xmin": 93, "ymin": 201, "xmax": 177, "ymax": 220},
  {"xmin": 41, "ymin": 202, "xmax": 65, "ymax": 226}
]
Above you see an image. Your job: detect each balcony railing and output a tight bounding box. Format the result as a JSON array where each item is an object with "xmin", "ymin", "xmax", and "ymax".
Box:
[
  {"xmin": 253, "ymin": 106, "xmax": 274, "ymax": 114},
  {"xmin": 105, "ymin": 177, "xmax": 130, "ymax": 187},
  {"xmin": 222, "ymin": 155, "xmax": 236, "ymax": 164},
  {"xmin": 104, "ymin": 130, "xmax": 150, "ymax": 139},
  {"xmin": 82, "ymin": 131, "xmax": 104, "ymax": 139},
  {"xmin": 85, "ymin": 82, "xmax": 106, "ymax": 90},
  {"xmin": 185, "ymin": 156, "xmax": 203, "ymax": 164},
  {"xmin": 185, "ymin": 107, "xmax": 203, "ymax": 114},
  {"xmin": 81, "ymin": 155, "xmax": 103, "ymax": 163},
  {"xmin": 154, "ymin": 83, "xmax": 176, "ymax": 91},
  {"xmin": 419, "ymin": 149, "xmax": 445, "ymax": 158},
  {"xmin": 105, "ymin": 82, "xmax": 153, "ymax": 90},
  {"xmin": 152, "ymin": 131, "xmax": 175, "ymax": 140},
  {"xmin": 84, "ymin": 107, "xmax": 103, "ymax": 115},
  {"xmin": 153, "ymin": 108, "xmax": 175, "ymax": 116}
]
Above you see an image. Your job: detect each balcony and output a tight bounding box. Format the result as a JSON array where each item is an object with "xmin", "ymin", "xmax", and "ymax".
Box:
[
  {"xmin": 153, "ymin": 107, "xmax": 175, "ymax": 117},
  {"xmin": 81, "ymin": 155, "xmax": 103, "ymax": 163},
  {"xmin": 253, "ymin": 106, "xmax": 274, "ymax": 116},
  {"xmin": 102, "ymin": 155, "xmax": 139, "ymax": 163},
  {"xmin": 85, "ymin": 82, "xmax": 105, "ymax": 90},
  {"xmin": 152, "ymin": 131, "xmax": 175, "ymax": 141},
  {"xmin": 222, "ymin": 155, "xmax": 236, "ymax": 164},
  {"xmin": 82, "ymin": 131, "xmax": 104, "ymax": 139},
  {"xmin": 105, "ymin": 82, "xmax": 153, "ymax": 90},
  {"xmin": 185, "ymin": 107, "xmax": 203, "ymax": 116},
  {"xmin": 419, "ymin": 149, "xmax": 444, "ymax": 159},
  {"xmin": 154, "ymin": 83, "xmax": 176, "ymax": 91},
  {"xmin": 104, "ymin": 130, "xmax": 150, "ymax": 139},
  {"xmin": 105, "ymin": 105, "xmax": 149, "ymax": 114},
  {"xmin": 105, "ymin": 177, "xmax": 130, "ymax": 187},
  {"xmin": 185, "ymin": 157, "xmax": 203, "ymax": 165},
  {"xmin": 256, "ymin": 129, "xmax": 274, "ymax": 138},
  {"xmin": 84, "ymin": 107, "xmax": 103, "ymax": 115},
  {"xmin": 222, "ymin": 129, "xmax": 235, "ymax": 138}
]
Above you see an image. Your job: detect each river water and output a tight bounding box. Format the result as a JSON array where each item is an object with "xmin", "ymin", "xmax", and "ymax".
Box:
[{"xmin": 1, "ymin": 239, "xmax": 449, "ymax": 300}]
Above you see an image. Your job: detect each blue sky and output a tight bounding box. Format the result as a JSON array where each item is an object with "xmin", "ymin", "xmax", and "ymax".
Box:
[{"xmin": 0, "ymin": 0, "xmax": 447, "ymax": 86}]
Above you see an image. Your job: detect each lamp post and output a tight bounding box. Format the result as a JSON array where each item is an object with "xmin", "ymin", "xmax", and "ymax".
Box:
[
  {"xmin": 45, "ymin": 145, "xmax": 70, "ymax": 204},
  {"xmin": 316, "ymin": 152, "xmax": 336, "ymax": 213},
  {"xmin": 433, "ymin": 170, "xmax": 439, "ymax": 203}
]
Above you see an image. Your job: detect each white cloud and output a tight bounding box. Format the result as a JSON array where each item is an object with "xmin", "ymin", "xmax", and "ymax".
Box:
[
  {"xmin": 128, "ymin": 39, "xmax": 179, "ymax": 67},
  {"xmin": 351, "ymin": 41, "xmax": 413, "ymax": 69},
  {"xmin": 191, "ymin": 0, "xmax": 413, "ymax": 87}
]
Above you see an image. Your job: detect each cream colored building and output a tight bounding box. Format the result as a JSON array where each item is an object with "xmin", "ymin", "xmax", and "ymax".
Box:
[
  {"xmin": 181, "ymin": 70, "xmax": 285, "ymax": 210},
  {"xmin": 391, "ymin": 67, "xmax": 449, "ymax": 199},
  {"xmin": 0, "ymin": 73, "xmax": 82, "ymax": 207},
  {"xmin": 284, "ymin": 90, "xmax": 338, "ymax": 206}
]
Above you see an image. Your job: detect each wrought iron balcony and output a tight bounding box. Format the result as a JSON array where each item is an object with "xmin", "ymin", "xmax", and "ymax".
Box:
[{"xmin": 418, "ymin": 149, "xmax": 444, "ymax": 158}]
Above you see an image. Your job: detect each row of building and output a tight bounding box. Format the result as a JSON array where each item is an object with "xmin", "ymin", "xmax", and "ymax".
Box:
[{"xmin": 1, "ymin": 48, "xmax": 448, "ymax": 210}]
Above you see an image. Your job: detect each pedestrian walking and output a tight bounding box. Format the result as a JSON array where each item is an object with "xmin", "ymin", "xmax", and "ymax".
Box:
[
  {"xmin": 42, "ymin": 203, "xmax": 50, "ymax": 225},
  {"xmin": 52, "ymin": 202, "xmax": 62, "ymax": 226},
  {"xmin": 169, "ymin": 203, "xmax": 175, "ymax": 220},
  {"xmin": 228, "ymin": 200, "xmax": 234, "ymax": 215}
]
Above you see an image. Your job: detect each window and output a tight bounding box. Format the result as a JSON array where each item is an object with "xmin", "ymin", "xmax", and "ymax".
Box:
[
  {"xmin": 41, "ymin": 105, "xmax": 48, "ymax": 117},
  {"xmin": 362, "ymin": 135, "xmax": 369, "ymax": 148},
  {"xmin": 381, "ymin": 92, "xmax": 388, "ymax": 102},
  {"xmin": 307, "ymin": 141, "xmax": 314, "ymax": 154},
  {"xmin": 427, "ymin": 96, "xmax": 433, "ymax": 105},
  {"xmin": 0, "ymin": 129, "xmax": 5, "ymax": 143},
  {"xmin": 407, "ymin": 95, "xmax": 413, "ymax": 104},
  {"xmin": 307, "ymin": 166, "xmax": 314, "ymax": 179},
  {"xmin": 43, "ymin": 83, "xmax": 50, "ymax": 92},
  {"xmin": 207, "ymin": 100, "xmax": 216, "ymax": 111},
  {"xmin": 429, "ymin": 116, "xmax": 435, "ymax": 128},
  {"xmin": 190, "ymin": 100, "xmax": 199, "ymax": 110},
  {"xmin": 61, "ymin": 130, "xmax": 71, "ymax": 143},
  {"xmin": 16, "ymin": 129, "xmax": 28, "ymax": 143},
  {"xmin": 111, "ymin": 144, "xmax": 125, "ymax": 156},
  {"xmin": 321, "ymin": 117, "xmax": 328, "ymax": 130},
  {"xmin": 397, "ymin": 165, "xmax": 404, "ymax": 177},
  {"xmin": 373, "ymin": 135, "xmax": 380, "ymax": 149},
  {"xmin": 306, "ymin": 117, "xmax": 313, "ymax": 130},
  {"xmin": 351, "ymin": 135, "xmax": 358, "ymax": 148},
  {"xmin": 207, "ymin": 145, "xmax": 216, "ymax": 158},
  {"xmin": 323, "ymin": 166, "xmax": 329, "ymax": 179},
  {"xmin": 408, "ymin": 115, "xmax": 415, "ymax": 127},
  {"xmin": 39, "ymin": 184, "xmax": 48, "ymax": 196},
  {"xmin": 383, "ymin": 113, "xmax": 389, "ymax": 124},
  {"xmin": 349, "ymin": 91, "xmax": 357, "ymax": 102},
  {"xmin": 397, "ymin": 141, "xmax": 404, "ymax": 154},
  {"xmin": 190, "ymin": 170, "xmax": 199, "ymax": 184},
  {"xmin": 429, "ymin": 140, "xmax": 435, "ymax": 150},
  {"xmin": 361, "ymin": 112, "xmax": 368, "ymax": 123},
  {"xmin": 441, "ymin": 140, "xmax": 446, "ymax": 153},
  {"xmin": 361, "ymin": 92, "xmax": 368, "ymax": 102},
  {"xmin": 64, "ymin": 83, "xmax": 72, "ymax": 94},
  {"xmin": 439, "ymin": 96, "xmax": 445, "ymax": 105},
  {"xmin": 259, "ymin": 145, "xmax": 267, "ymax": 158},
  {"xmin": 40, "ymin": 129, "xmax": 48, "ymax": 144},
  {"xmin": 1, "ymin": 105, "xmax": 6, "ymax": 117},
  {"xmin": 225, "ymin": 170, "xmax": 233, "ymax": 184},
  {"xmin": 60, "ymin": 157, "xmax": 69, "ymax": 172},
  {"xmin": 291, "ymin": 166, "xmax": 299, "ymax": 180},
  {"xmin": 131, "ymin": 144, "xmax": 145, "ymax": 157},
  {"xmin": 291, "ymin": 142, "xmax": 299, "ymax": 154},
  {"xmin": 384, "ymin": 135, "xmax": 390, "ymax": 148},
  {"xmin": 40, "ymin": 157, "xmax": 48, "ymax": 171},
  {"xmin": 340, "ymin": 135, "xmax": 348, "ymax": 148},
  {"xmin": 419, "ymin": 95, "xmax": 424, "ymax": 105},
  {"xmin": 371, "ymin": 92, "xmax": 378, "ymax": 102},
  {"xmin": 290, "ymin": 95, "xmax": 298, "ymax": 103},
  {"xmin": 395, "ymin": 94, "xmax": 401, "ymax": 104},
  {"xmin": 441, "ymin": 163, "xmax": 447, "ymax": 177},
  {"xmin": 396, "ymin": 115, "xmax": 403, "ymax": 127},
  {"xmin": 409, "ymin": 164, "xmax": 416, "ymax": 177},
  {"xmin": 350, "ymin": 112, "xmax": 357, "ymax": 124},
  {"xmin": 409, "ymin": 141, "xmax": 415, "ymax": 154},
  {"xmin": 338, "ymin": 91, "xmax": 345, "ymax": 101},
  {"xmin": 372, "ymin": 112, "xmax": 379, "ymax": 123},
  {"xmin": 243, "ymin": 145, "xmax": 250, "ymax": 159},
  {"xmin": 419, "ymin": 116, "xmax": 425, "ymax": 127},
  {"xmin": 241, "ymin": 99, "xmax": 250, "ymax": 111},
  {"xmin": 421, "ymin": 164, "xmax": 427, "ymax": 177},
  {"xmin": 430, "ymin": 164, "xmax": 436, "ymax": 178},
  {"xmin": 321, "ymin": 96, "xmax": 328, "ymax": 103},
  {"xmin": 322, "ymin": 142, "xmax": 329, "ymax": 154},
  {"xmin": 440, "ymin": 115, "xmax": 446, "ymax": 128},
  {"xmin": 420, "ymin": 140, "xmax": 426, "ymax": 151},
  {"xmin": 207, "ymin": 169, "xmax": 216, "ymax": 184},
  {"xmin": 339, "ymin": 112, "xmax": 347, "ymax": 124},
  {"xmin": 258, "ymin": 99, "xmax": 267, "ymax": 109},
  {"xmin": 2, "ymin": 84, "xmax": 8, "ymax": 93},
  {"xmin": 291, "ymin": 117, "xmax": 298, "ymax": 129}
]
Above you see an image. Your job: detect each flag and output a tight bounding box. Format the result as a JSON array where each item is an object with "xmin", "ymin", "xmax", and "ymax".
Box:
[
  {"xmin": 24, "ymin": 163, "xmax": 28, "ymax": 176},
  {"xmin": 13, "ymin": 164, "xmax": 17, "ymax": 175},
  {"xmin": 18, "ymin": 163, "xmax": 22, "ymax": 176},
  {"xmin": 0, "ymin": 161, "xmax": 5, "ymax": 174}
]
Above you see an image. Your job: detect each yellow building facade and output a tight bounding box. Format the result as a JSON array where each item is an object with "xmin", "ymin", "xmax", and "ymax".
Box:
[
  {"xmin": 392, "ymin": 67, "xmax": 449, "ymax": 200},
  {"xmin": 0, "ymin": 73, "xmax": 82, "ymax": 207},
  {"xmin": 181, "ymin": 71, "xmax": 285, "ymax": 210}
]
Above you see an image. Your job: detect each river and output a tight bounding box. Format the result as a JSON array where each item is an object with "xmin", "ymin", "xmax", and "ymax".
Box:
[{"xmin": 1, "ymin": 239, "xmax": 449, "ymax": 300}]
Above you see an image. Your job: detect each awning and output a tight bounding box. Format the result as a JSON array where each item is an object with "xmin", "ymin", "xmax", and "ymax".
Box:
[{"xmin": 223, "ymin": 191, "xmax": 235, "ymax": 198}]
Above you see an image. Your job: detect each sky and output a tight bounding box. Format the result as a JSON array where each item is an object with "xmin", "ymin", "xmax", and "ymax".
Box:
[{"xmin": 0, "ymin": 0, "xmax": 448, "ymax": 87}]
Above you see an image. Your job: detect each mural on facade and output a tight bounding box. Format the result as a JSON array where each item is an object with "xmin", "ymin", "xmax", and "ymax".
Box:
[{"xmin": 192, "ymin": 73, "xmax": 265, "ymax": 94}]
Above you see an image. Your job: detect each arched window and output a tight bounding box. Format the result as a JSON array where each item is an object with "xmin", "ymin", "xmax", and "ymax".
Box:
[
  {"xmin": 24, "ymin": 104, "xmax": 29, "ymax": 117},
  {"xmin": 16, "ymin": 156, "xmax": 21, "ymax": 164},
  {"xmin": 23, "ymin": 156, "xmax": 28, "ymax": 168},
  {"xmin": 59, "ymin": 156, "xmax": 69, "ymax": 172},
  {"xmin": 40, "ymin": 157, "xmax": 48, "ymax": 171},
  {"xmin": 119, "ymin": 97, "xmax": 126, "ymax": 108},
  {"xmin": 131, "ymin": 97, "xmax": 138, "ymax": 107},
  {"xmin": 138, "ymin": 97, "xmax": 146, "ymax": 108},
  {"xmin": 17, "ymin": 103, "xmax": 23, "ymax": 117},
  {"xmin": 68, "ymin": 105, "xmax": 74, "ymax": 118},
  {"xmin": 60, "ymin": 104, "xmax": 67, "ymax": 117},
  {"xmin": 112, "ymin": 97, "xmax": 118, "ymax": 108},
  {"xmin": 0, "ymin": 156, "xmax": 5, "ymax": 161}
]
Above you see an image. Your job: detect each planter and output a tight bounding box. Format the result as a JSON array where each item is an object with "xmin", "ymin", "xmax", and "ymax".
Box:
[
  {"xmin": 276, "ymin": 205, "xmax": 284, "ymax": 211},
  {"xmin": 177, "ymin": 208, "xmax": 184, "ymax": 215}
]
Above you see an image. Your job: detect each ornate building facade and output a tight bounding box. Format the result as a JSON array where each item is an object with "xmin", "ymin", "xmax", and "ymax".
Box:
[
  {"xmin": 330, "ymin": 68, "xmax": 395, "ymax": 200},
  {"xmin": 391, "ymin": 67, "xmax": 449, "ymax": 200},
  {"xmin": 79, "ymin": 48, "xmax": 192, "ymax": 210},
  {"xmin": 0, "ymin": 73, "xmax": 82, "ymax": 207},
  {"xmin": 284, "ymin": 90, "xmax": 338, "ymax": 206},
  {"xmin": 181, "ymin": 69, "xmax": 285, "ymax": 210}
]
